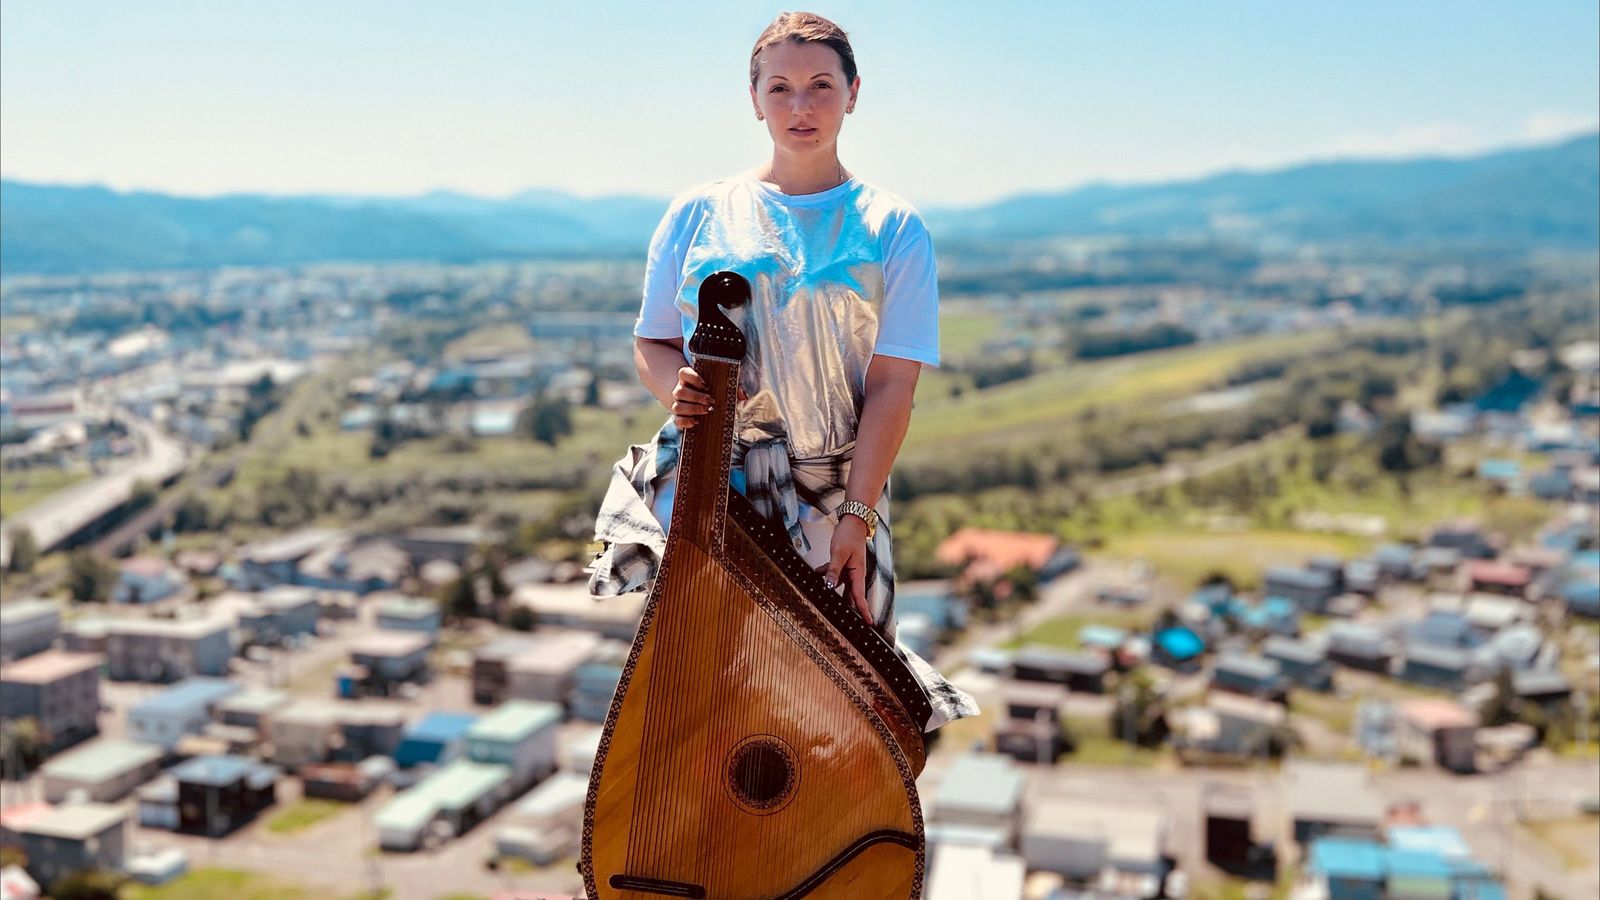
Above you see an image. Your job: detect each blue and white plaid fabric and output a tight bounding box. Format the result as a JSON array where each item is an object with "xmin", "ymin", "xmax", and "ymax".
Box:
[{"xmin": 586, "ymin": 418, "xmax": 980, "ymax": 733}]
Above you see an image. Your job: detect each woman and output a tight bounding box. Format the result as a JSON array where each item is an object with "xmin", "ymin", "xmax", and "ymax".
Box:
[{"xmin": 586, "ymin": 11, "xmax": 979, "ymax": 733}]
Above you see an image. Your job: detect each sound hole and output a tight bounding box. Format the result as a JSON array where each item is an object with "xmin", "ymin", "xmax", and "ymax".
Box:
[{"xmin": 725, "ymin": 735, "xmax": 798, "ymax": 813}]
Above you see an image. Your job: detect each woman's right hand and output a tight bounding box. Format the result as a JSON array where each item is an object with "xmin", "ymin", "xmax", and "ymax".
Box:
[{"xmin": 671, "ymin": 366, "xmax": 713, "ymax": 429}]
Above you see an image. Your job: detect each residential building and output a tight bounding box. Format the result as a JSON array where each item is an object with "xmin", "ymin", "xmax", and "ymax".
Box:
[
  {"xmin": 1019, "ymin": 796, "xmax": 1169, "ymax": 894},
  {"xmin": 1262, "ymin": 566, "xmax": 1338, "ymax": 614},
  {"xmin": 167, "ymin": 755, "xmax": 278, "ymax": 836},
  {"xmin": 1286, "ymin": 761, "xmax": 1383, "ymax": 846},
  {"xmin": 465, "ymin": 700, "xmax": 562, "ymax": 793},
  {"xmin": 1512, "ymin": 669, "xmax": 1573, "ymax": 709},
  {"xmin": 236, "ymin": 528, "xmax": 343, "ymax": 589},
  {"xmin": 1211, "ymin": 653, "xmax": 1289, "ymax": 703},
  {"xmin": 1152, "ymin": 626, "xmax": 1206, "ymax": 671},
  {"xmin": 993, "ymin": 682, "xmax": 1069, "ymax": 764},
  {"xmin": 374, "ymin": 758, "xmax": 513, "ymax": 851},
  {"xmin": 236, "ymin": 586, "xmax": 319, "ymax": 646},
  {"xmin": 300, "ymin": 757, "xmax": 394, "ymax": 802},
  {"xmin": 348, "ymin": 632, "xmax": 432, "ymax": 696},
  {"xmin": 506, "ymin": 633, "xmax": 602, "ymax": 707},
  {"xmin": 113, "ymin": 556, "xmax": 183, "ymax": 604},
  {"xmin": 214, "ymin": 688, "xmax": 291, "ymax": 732},
  {"xmin": 0, "ymin": 651, "xmax": 102, "ymax": 754},
  {"xmin": 1324, "ymin": 622, "xmax": 1392, "ymax": 673},
  {"xmin": 1009, "ymin": 645, "xmax": 1109, "ymax": 693},
  {"xmin": 1397, "ymin": 642, "xmax": 1474, "ymax": 692},
  {"xmin": 374, "ymin": 595, "xmax": 442, "ymax": 637},
  {"xmin": 1465, "ymin": 560, "xmax": 1532, "ymax": 597},
  {"xmin": 296, "ymin": 538, "xmax": 407, "ymax": 594},
  {"xmin": 493, "ymin": 770, "xmax": 589, "ymax": 865},
  {"xmin": 568, "ymin": 642, "xmax": 630, "ymax": 722},
  {"xmin": 1395, "ymin": 699, "xmax": 1478, "ymax": 773},
  {"xmin": 934, "ymin": 526, "xmax": 1077, "ymax": 585},
  {"xmin": 16, "ymin": 803, "xmax": 127, "ymax": 890},
  {"xmin": 264, "ymin": 700, "xmax": 339, "ymax": 770},
  {"xmin": 395, "ymin": 712, "xmax": 480, "ymax": 770},
  {"xmin": 128, "ymin": 678, "xmax": 241, "ymax": 750},
  {"xmin": 105, "ymin": 617, "xmax": 232, "ymax": 682},
  {"xmin": 331, "ymin": 703, "xmax": 408, "ymax": 763},
  {"xmin": 0, "ymin": 600, "xmax": 61, "ymax": 662},
  {"xmin": 390, "ymin": 525, "xmax": 493, "ymax": 566},
  {"xmin": 39, "ymin": 738, "xmax": 163, "ymax": 802},
  {"xmin": 925, "ymin": 843, "xmax": 1027, "ymax": 900},
  {"xmin": 1202, "ymin": 784, "xmax": 1261, "ymax": 872},
  {"xmin": 929, "ymin": 753, "xmax": 1026, "ymax": 843},
  {"xmin": 1175, "ymin": 693, "xmax": 1288, "ymax": 760},
  {"xmin": 1261, "ymin": 636, "xmax": 1334, "ymax": 691},
  {"xmin": 471, "ymin": 636, "xmax": 543, "ymax": 706}
]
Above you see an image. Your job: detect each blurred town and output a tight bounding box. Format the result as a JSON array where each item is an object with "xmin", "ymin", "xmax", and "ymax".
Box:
[{"xmin": 3, "ymin": 145, "xmax": 1600, "ymax": 900}]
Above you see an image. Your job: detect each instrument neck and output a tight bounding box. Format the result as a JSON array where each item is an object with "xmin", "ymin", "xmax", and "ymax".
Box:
[{"xmin": 672, "ymin": 355, "xmax": 740, "ymax": 550}]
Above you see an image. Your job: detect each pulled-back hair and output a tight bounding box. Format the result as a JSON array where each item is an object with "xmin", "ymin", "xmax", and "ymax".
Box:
[{"xmin": 749, "ymin": 12, "xmax": 857, "ymax": 87}]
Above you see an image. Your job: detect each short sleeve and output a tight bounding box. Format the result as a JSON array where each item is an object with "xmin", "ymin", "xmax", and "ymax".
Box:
[
  {"xmin": 634, "ymin": 195, "xmax": 702, "ymax": 341},
  {"xmin": 873, "ymin": 211, "xmax": 941, "ymax": 367}
]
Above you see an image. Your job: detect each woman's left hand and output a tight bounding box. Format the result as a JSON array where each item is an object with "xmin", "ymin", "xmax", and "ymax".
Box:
[{"xmin": 820, "ymin": 515, "xmax": 872, "ymax": 623}]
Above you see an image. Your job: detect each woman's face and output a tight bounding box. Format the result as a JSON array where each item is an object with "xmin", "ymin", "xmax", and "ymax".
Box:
[{"xmin": 749, "ymin": 40, "xmax": 859, "ymax": 154}]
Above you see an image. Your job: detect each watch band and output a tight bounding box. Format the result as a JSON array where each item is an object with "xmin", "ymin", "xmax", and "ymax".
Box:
[{"xmin": 836, "ymin": 499, "xmax": 878, "ymax": 539}]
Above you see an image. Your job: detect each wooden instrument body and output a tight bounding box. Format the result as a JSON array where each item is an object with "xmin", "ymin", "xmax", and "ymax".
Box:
[{"xmin": 580, "ymin": 273, "xmax": 930, "ymax": 900}]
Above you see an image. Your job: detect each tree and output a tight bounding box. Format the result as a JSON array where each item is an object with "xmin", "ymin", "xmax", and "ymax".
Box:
[
  {"xmin": 521, "ymin": 393, "xmax": 573, "ymax": 447},
  {"xmin": 5, "ymin": 525, "xmax": 39, "ymax": 574},
  {"xmin": 171, "ymin": 493, "xmax": 214, "ymax": 533},
  {"xmin": 1109, "ymin": 670, "xmax": 1168, "ymax": 748},
  {"xmin": 0, "ymin": 717, "xmax": 47, "ymax": 780},
  {"xmin": 443, "ymin": 575, "xmax": 477, "ymax": 623},
  {"xmin": 1480, "ymin": 667, "xmax": 1519, "ymax": 727},
  {"xmin": 128, "ymin": 478, "xmax": 159, "ymax": 512},
  {"xmin": 584, "ymin": 373, "xmax": 602, "ymax": 407},
  {"xmin": 507, "ymin": 605, "xmax": 536, "ymax": 632},
  {"xmin": 66, "ymin": 549, "xmax": 118, "ymax": 603}
]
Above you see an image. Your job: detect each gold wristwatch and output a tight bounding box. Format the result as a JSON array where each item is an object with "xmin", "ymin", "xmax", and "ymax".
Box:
[{"xmin": 836, "ymin": 499, "xmax": 878, "ymax": 539}]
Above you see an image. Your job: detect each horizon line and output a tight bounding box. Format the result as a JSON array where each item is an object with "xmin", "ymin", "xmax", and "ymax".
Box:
[{"xmin": 3, "ymin": 128, "xmax": 1595, "ymax": 210}]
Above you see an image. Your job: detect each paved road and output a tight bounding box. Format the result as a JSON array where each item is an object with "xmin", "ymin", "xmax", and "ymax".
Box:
[{"xmin": 0, "ymin": 409, "xmax": 190, "ymax": 566}]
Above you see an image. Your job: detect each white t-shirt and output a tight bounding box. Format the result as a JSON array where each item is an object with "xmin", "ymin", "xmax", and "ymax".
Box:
[{"xmin": 633, "ymin": 169, "xmax": 941, "ymax": 461}]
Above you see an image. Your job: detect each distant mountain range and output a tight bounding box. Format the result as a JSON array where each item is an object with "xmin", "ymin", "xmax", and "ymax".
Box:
[{"xmin": 2, "ymin": 133, "xmax": 1595, "ymax": 275}]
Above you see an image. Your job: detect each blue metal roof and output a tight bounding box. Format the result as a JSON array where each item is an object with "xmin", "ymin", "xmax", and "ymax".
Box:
[
  {"xmin": 131, "ymin": 678, "xmax": 241, "ymax": 716},
  {"xmin": 1309, "ymin": 837, "xmax": 1386, "ymax": 880},
  {"xmin": 404, "ymin": 712, "xmax": 479, "ymax": 744},
  {"xmin": 1155, "ymin": 627, "xmax": 1204, "ymax": 660},
  {"xmin": 169, "ymin": 754, "xmax": 269, "ymax": 787}
]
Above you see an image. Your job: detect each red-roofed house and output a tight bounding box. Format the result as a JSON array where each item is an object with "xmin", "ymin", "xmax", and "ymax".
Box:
[
  {"xmin": 1465, "ymin": 560, "xmax": 1532, "ymax": 598},
  {"xmin": 935, "ymin": 527, "xmax": 1077, "ymax": 598},
  {"xmin": 1396, "ymin": 698, "xmax": 1478, "ymax": 773}
]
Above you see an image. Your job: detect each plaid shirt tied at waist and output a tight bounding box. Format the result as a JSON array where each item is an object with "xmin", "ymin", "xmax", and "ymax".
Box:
[{"xmin": 585, "ymin": 418, "xmax": 980, "ymax": 732}]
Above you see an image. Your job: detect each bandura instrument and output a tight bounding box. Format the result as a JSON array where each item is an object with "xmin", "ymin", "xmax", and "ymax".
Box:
[{"xmin": 580, "ymin": 271, "xmax": 933, "ymax": 899}]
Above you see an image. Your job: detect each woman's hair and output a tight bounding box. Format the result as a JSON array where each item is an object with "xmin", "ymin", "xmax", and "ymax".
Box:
[{"xmin": 749, "ymin": 12, "xmax": 857, "ymax": 87}]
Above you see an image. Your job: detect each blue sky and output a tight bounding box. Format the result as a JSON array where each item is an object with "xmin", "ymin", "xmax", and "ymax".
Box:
[{"xmin": 2, "ymin": 1, "xmax": 1595, "ymax": 205}]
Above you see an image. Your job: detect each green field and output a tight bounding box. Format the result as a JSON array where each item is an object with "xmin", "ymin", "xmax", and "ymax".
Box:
[
  {"xmin": 1062, "ymin": 714, "xmax": 1170, "ymax": 768},
  {"xmin": 904, "ymin": 330, "xmax": 1335, "ymax": 451},
  {"xmin": 0, "ymin": 467, "xmax": 89, "ymax": 518},
  {"xmin": 264, "ymin": 798, "xmax": 349, "ymax": 835},
  {"xmin": 1099, "ymin": 529, "xmax": 1372, "ymax": 591},
  {"xmin": 1000, "ymin": 609, "xmax": 1156, "ymax": 651},
  {"xmin": 122, "ymin": 867, "xmax": 347, "ymax": 900}
]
